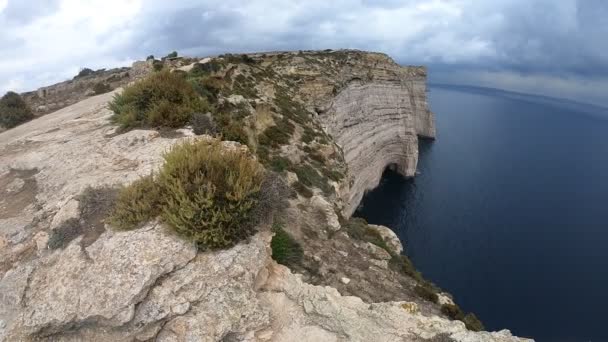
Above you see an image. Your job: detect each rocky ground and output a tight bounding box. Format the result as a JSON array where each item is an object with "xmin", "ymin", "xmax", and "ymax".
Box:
[{"xmin": 0, "ymin": 50, "xmax": 531, "ymax": 341}]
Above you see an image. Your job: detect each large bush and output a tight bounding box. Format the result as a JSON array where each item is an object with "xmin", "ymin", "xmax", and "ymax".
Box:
[
  {"xmin": 0, "ymin": 91, "xmax": 34, "ymax": 129},
  {"xmin": 110, "ymin": 139, "xmax": 265, "ymax": 249},
  {"xmin": 109, "ymin": 70, "xmax": 207, "ymax": 130}
]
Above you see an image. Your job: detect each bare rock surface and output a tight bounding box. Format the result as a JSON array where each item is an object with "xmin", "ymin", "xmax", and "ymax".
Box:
[{"xmin": 260, "ymin": 264, "xmax": 530, "ymax": 342}]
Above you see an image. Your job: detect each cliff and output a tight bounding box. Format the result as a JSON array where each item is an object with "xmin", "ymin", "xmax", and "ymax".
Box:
[{"xmin": 0, "ymin": 50, "xmax": 527, "ymax": 341}]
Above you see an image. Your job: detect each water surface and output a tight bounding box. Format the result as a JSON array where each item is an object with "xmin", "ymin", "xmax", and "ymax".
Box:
[{"xmin": 355, "ymin": 85, "xmax": 608, "ymax": 342}]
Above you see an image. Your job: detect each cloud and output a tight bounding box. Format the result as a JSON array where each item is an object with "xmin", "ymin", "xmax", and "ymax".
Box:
[{"xmin": 1, "ymin": 0, "xmax": 607, "ymax": 105}]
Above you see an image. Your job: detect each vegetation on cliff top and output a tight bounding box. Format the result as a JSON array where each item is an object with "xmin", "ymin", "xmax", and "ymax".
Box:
[
  {"xmin": 0, "ymin": 91, "xmax": 34, "ymax": 129},
  {"xmin": 109, "ymin": 70, "xmax": 208, "ymax": 130},
  {"xmin": 110, "ymin": 139, "xmax": 265, "ymax": 249}
]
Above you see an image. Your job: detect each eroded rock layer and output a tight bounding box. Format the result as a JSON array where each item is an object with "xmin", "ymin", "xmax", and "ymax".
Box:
[{"xmin": 319, "ymin": 58, "xmax": 435, "ymax": 215}]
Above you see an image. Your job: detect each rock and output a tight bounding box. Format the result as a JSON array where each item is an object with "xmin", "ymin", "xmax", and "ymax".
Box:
[
  {"xmin": 5, "ymin": 178, "xmax": 24, "ymax": 193},
  {"xmin": 309, "ymin": 195, "xmax": 340, "ymax": 231},
  {"xmin": 33, "ymin": 231, "xmax": 49, "ymax": 252},
  {"xmin": 259, "ymin": 264, "xmax": 530, "ymax": 342},
  {"xmin": 0, "ymin": 236, "xmax": 7, "ymax": 251},
  {"xmin": 49, "ymin": 198, "xmax": 80, "ymax": 230},
  {"xmin": 438, "ymin": 292, "xmax": 455, "ymax": 306},
  {"xmin": 368, "ymin": 224, "xmax": 403, "ymax": 255},
  {"xmin": 1, "ymin": 223, "xmax": 198, "ymax": 340},
  {"xmin": 400, "ymin": 302, "xmax": 419, "ymax": 314},
  {"xmin": 362, "ymin": 242, "xmax": 392, "ymax": 260},
  {"xmin": 285, "ymin": 171, "xmax": 298, "ymax": 185},
  {"xmin": 340, "ymin": 277, "xmax": 351, "ymax": 285},
  {"xmin": 337, "ymin": 250, "xmax": 348, "ymax": 258}
]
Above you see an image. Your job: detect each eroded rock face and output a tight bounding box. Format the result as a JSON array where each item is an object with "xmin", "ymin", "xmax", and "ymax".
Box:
[
  {"xmin": 260, "ymin": 264, "xmax": 529, "ymax": 342},
  {"xmin": 0, "ymin": 227, "xmax": 273, "ymax": 341}
]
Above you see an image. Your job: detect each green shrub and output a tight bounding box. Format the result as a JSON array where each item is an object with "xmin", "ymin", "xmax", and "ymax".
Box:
[
  {"xmin": 75, "ymin": 68, "xmax": 95, "ymax": 79},
  {"xmin": 292, "ymin": 164, "xmax": 331, "ymax": 194},
  {"xmin": 389, "ymin": 254, "xmax": 424, "ymax": 283},
  {"xmin": 109, "ymin": 175, "xmax": 161, "ymax": 230},
  {"xmin": 259, "ymin": 118, "xmax": 294, "ymax": 147},
  {"xmin": 158, "ymin": 140, "xmax": 264, "ymax": 248},
  {"xmin": 109, "ymin": 70, "xmax": 207, "ymax": 130},
  {"xmin": 166, "ymin": 51, "xmax": 178, "ymax": 58},
  {"xmin": 414, "ymin": 284, "xmax": 438, "ymax": 303},
  {"xmin": 271, "ymin": 222, "xmax": 303, "ymax": 267},
  {"xmin": 345, "ymin": 217, "xmax": 391, "ymax": 253},
  {"xmin": 93, "ymin": 82, "xmax": 112, "ymax": 95},
  {"xmin": 441, "ymin": 304, "xmax": 465, "ymax": 320},
  {"xmin": 146, "ymin": 55, "xmax": 155, "ymax": 61},
  {"xmin": 110, "ymin": 140, "xmax": 265, "ymax": 249},
  {"xmin": 190, "ymin": 112, "xmax": 218, "ymax": 135},
  {"xmin": 269, "ymin": 156, "xmax": 292, "ymax": 172},
  {"xmin": 190, "ymin": 62, "xmax": 223, "ymax": 78},
  {"xmin": 462, "ymin": 313, "xmax": 485, "ymax": 332},
  {"xmin": 0, "ymin": 91, "xmax": 34, "ymax": 128}
]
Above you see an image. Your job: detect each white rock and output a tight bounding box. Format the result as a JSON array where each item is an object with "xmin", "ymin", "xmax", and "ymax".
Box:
[
  {"xmin": 368, "ymin": 224, "xmax": 403, "ymax": 255},
  {"xmin": 438, "ymin": 292, "xmax": 456, "ymax": 306},
  {"xmin": 310, "ymin": 195, "xmax": 341, "ymax": 231},
  {"xmin": 50, "ymin": 198, "xmax": 80, "ymax": 230},
  {"xmin": 340, "ymin": 277, "xmax": 351, "ymax": 285},
  {"xmin": 33, "ymin": 231, "xmax": 49, "ymax": 252}
]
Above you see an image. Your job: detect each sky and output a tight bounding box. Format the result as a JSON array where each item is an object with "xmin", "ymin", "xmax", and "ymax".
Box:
[{"xmin": 1, "ymin": 0, "xmax": 607, "ymax": 106}]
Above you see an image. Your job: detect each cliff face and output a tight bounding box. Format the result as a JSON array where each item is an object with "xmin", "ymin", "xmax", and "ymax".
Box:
[
  {"xmin": 262, "ymin": 51, "xmax": 435, "ymax": 215},
  {"xmin": 318, "ymin": 58, "xmax": 435, "ymax": 215},
  {"xmin": 0, "ymin": 51, "xmax": 528, "ymax": 342}
]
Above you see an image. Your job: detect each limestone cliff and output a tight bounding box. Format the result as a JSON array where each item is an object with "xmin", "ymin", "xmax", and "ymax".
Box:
[{"xmin": 0, "ymin": 50, "xmax": 528, "ymax": 342}]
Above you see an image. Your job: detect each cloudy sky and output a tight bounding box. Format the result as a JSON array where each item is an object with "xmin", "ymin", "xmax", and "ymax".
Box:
[{"xmin": 1, "ymin": 0, "xmax": 607, "ymax": 106}]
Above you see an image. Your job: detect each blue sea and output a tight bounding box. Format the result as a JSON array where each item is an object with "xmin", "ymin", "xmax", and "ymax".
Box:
[{"xmin": 355, "ymin": 84, "xmax": 608, "ymax": 342}]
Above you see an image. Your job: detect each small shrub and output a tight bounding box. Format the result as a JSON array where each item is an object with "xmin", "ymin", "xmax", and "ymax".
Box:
[
  {"xmin": 389, "ymin": 254, "xmax": 424, "ymax": 283},
  {"xmin": 345, "ymin": 217, "xmax": 391, "ymax": 253},
  {"xmin": 190, "ymin": 61, "xmax": 223, "ymax": 78},
  {"xmin": 441, "ymin": 304, "xmax": 465, "ymax": 320},
  {"xmin": 269, "ymin": 156, "xmax": 292, "ymax": 172},
  {"xmin": 321, "ymin": 167, "xmax": 344, "ymax": 182},
  {"xmin": 153, "ymin": 60, "xmax": 164, "ymax": 71},
  {"xmin": 109, "ymin": 70, "xmax": 207, "ymax": 130},
  {"xmin": 190, "ymin": 112, "xmax": 218, "ymax": 135},
  {"xmin": 292, "ymin": 181, "xmax": 313, "ymax": 198},
  {"xmin": 292, "ymin": 164, "xmax": 331, "ymax": 194},
  {"xmin": 109, "ymin": 140, "xmax": 265, "ymax": 249},
  {"xmin": 75, "ymin": 68, "xmax": 95, "ymax": 79},
  {"xmin": 165, "ymin": 51, "xmax": 178, "ymax": 58},
  {"xmin": 78, "ymin": 186, "xmax": 118, "ymax": 226},
  {"xmin": 158, "ymin": 140, "xmax": 264, "ymax": 249},
  {"xmin": 462, "ymin": 313, "xmax": 485, "ymax": 332},
  {"xmin": 249, "ymin": 172, "xmax": 291, "ymax": 227},
  {"xmin": 146, "ymin": 55, "xmax": 155, "ymax": 61},
  {"xmin": 414, "ymin": 284, "xmax": 438, "ymax": 303},
  {"xmin": 0, "ymin": 91, "xmax": 34, "ymax": 128},
  {"xmin": 93, "ymin": 82, "xmax": 112, "ymax": 95},
  {"xmin": 259, "ymin": 118, "xmax": 294, "ymax": 147},
  {"xmin": 271, "ymin": 222, "xmax": 303, "ymax": 267},
  {"xmin": 48, "ymin": 218, "xmax": 83, "ymax": 249},
  {"xmin": 109, "ymin": 175, "xmax": 161, "ymax": 230}
]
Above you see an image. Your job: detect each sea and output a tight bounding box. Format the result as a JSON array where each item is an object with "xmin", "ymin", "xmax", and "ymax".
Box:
[{"xmin": 355, "ymin": 84, "xmax": 608, "ymax": 342}]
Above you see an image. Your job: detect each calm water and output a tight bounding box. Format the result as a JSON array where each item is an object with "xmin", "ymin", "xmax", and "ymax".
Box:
[{"xmin": 355, "ymin": 85, "xmax": 608, "ymax": 342}]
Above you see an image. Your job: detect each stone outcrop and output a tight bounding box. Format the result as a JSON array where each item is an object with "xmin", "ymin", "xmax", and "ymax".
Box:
[{"xmin": 0, "ymin": 50, "xmax": 530, "ymax": 341}]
